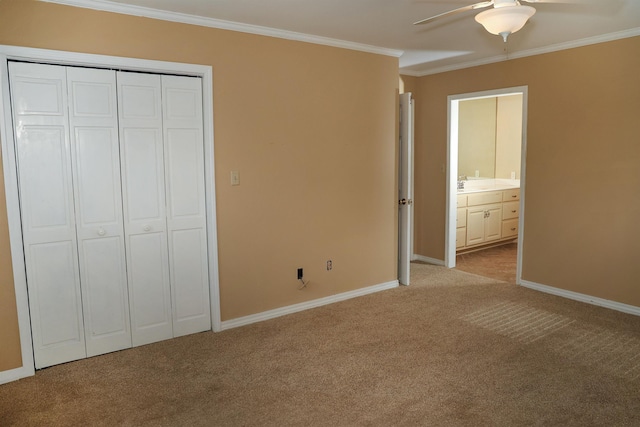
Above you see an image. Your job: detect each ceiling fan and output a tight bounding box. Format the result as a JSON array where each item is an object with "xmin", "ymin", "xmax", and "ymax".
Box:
[{"xmin": 414, "ymin": 0, "xmax": 555, "ymax": 42}]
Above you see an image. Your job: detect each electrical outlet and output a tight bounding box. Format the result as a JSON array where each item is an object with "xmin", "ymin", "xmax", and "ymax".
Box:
[
  {"xmin": 297, "ymin": 268, "xmax": 303, "ymax": 280},
  {"xmin": 326, "ymin": 260, "xmax": 332, "ymax": 271}
]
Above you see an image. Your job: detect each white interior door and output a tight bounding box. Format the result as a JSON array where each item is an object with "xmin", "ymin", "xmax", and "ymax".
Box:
[
  {"xmin": 67, "ymin": 67, "xmax": 132, "ymax": 357},
  {"xmin": 9, "ymin": 62, "xmax": 86, "ymax": 368},
  {"xmin": 398, "ymin": 93, "xmax": 414, "ymax": 286},
  {"xmin": 117, "ymin": 71, "xmax": 174, "ymax": 346},
  {"xmin": 162, "ymin": 75, "xmax": 211, "ymax": 336}
]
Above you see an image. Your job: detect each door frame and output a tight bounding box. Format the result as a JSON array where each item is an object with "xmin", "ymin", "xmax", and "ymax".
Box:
[
  {"xmin": 0, "ymin": 45, "xmax": 221, "ymax": 384},
  {"xmin": 445, "ymin": 86, "xmax": 528, "ymax": 281}
]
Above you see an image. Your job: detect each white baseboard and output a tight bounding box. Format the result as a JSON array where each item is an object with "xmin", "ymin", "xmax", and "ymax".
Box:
[
  {"xmin": 520, "ymin": 279, "xmax": 640, "ymax": 317},
  {"xmin": 412, "ymin": 254, "xmax": 445, "ymax": 266},
  {"xmin": 0, "ymin": 365, "xmax": 34, "ymax": 385},
  {"xmin": 220, "ymin": 280, "xmax": 399, "ymax": 331}
]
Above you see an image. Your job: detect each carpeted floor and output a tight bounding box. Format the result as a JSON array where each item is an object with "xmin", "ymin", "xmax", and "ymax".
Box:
[{"xmin": 2, "ymin": 263, "xmax": 640, "ymax": 426}]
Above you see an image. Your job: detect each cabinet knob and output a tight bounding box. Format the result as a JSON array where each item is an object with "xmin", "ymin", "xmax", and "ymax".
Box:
[
  {"xmin": 511, "ymin": 227, "xmax": 516, "ymax": 231},
  {"xmin": 511, "ymin": 210, "xmax": 517, "ymax": 213},
  {"xmin": 143, "ymin": 225, "xmax": 151, "ymax": 232},
  {"xmin": 97, "ymin": 228, "xmax": 106, "ymax": 236}
]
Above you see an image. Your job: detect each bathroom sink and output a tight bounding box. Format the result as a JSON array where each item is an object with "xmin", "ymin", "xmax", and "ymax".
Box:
[{"xmin": 458, "ymin": 180, "xmax": 519, "ymax": 193}]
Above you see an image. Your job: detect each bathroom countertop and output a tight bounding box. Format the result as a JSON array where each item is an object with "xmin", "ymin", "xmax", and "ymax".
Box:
[{"xmin": 457, "ymin": 179, "xmax": 520, "ymax": 194}]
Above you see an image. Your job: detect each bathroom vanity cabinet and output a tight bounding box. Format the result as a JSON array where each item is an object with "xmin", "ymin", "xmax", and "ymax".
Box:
[{"xmin": 456, "ymin": 188, "xmax": 520, "ymax": 252}]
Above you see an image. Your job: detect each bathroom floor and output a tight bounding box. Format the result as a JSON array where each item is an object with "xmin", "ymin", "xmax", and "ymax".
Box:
[{"xmin": 455, "ymin": 242, "xmax": 517, "ymax": 283}]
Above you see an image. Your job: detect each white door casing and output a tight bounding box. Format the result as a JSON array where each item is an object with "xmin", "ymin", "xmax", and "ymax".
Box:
[
  {"xmin": 446, "ymin": 86, "xmax": 527, "ymax": 278},
  {"xmin": 0, "ymin": 45, "xmax": 221, "ymax": 383}
]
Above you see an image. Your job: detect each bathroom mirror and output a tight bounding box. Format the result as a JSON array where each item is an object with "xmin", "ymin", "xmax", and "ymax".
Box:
[{"xmin": 458, "ymin": 94, "xmax": 522, "ymax": 180}]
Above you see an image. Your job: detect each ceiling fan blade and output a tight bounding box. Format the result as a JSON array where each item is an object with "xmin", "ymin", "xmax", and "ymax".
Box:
[
  {"xmin": 520, "ymin": 0, "xmax": 594, "ymax": 3},
  {"xmin": 413, "ymin": 1, "xmax": 494, "ymax": 25}
]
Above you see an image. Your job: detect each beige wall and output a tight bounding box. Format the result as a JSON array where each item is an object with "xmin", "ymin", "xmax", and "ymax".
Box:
[
  {"xmin": 0, "ymin": 148, "xmax": 22, "ymax": 371},
  {"xmin": 399, "ymin": 75, "xmax": 418, "ymax": 95},
  {"xmin": 495, "ymin": 95, "xmax": 522, "ymax": 179},
  {"xmin": 0, "ymin": 0, "xmax": 399, "ymax": 372},
  {"xmin": 458, "ymin": 94, "xmax": 522, "ymax": 180},
  {"xmin": 459, "ymin": 97, "xmax": 497, "ymax": 179},
  {"xmin": 412, "ymin": 36, "xmax": 640, "ymax": 307}
]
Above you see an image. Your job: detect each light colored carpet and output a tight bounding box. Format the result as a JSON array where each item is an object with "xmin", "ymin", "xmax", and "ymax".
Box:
[{"xmin": 1, "ymin": 263, "xmax": 639, "ymax": 426}]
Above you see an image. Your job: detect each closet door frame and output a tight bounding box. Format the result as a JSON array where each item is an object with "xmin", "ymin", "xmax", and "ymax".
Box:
[{"xmin": 0, "ymin": 45, "xmax": 221, "ymax": 384}]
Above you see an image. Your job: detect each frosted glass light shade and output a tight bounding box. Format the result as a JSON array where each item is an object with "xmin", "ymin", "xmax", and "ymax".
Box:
[{"xmin": 475, "ymin": 5, "xmax": 536, "ymax": 42}]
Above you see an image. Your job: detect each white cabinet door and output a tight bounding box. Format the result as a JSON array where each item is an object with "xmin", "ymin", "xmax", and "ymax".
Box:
[
  {"xmin": 117, "ymin": 72, "xmax": 174, "ymax": 346},
  {"xmin": 466, "ymin": 206, "xmax": 486, "ymax": 246},
  {"xmin": 484, "ymin": 204, "xmax": 502, "ymax": 242},
  {"xmin": 162, "ymin": 75, "xmax": 211, "ymax": 336},
  {"xmin": 9, "ymin": 62, "xmax": 86, "ymax": 368},
  {"xmin": 466, "ymin": 203, "xmax": 502, "ymax": 247},
  {"xmin": 67, "ymin": 67, "xmax": 132, "ymax": 357}
]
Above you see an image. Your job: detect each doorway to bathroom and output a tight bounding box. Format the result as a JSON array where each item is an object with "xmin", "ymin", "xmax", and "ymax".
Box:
[{"xmin": 445, "ymin": 86, "xmax": 528, "ymax": 284}]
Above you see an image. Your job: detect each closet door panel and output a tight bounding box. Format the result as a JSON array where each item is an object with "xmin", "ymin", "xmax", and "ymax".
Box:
[
  {"xmin": 121, "ymin": 128, "xmax": 165, "ymax": 230},
  {"xmin": 28, "ymin": 241, "xmax": 85, "ymax": 366},
  {"xmin": 118, "ymin": 71, "xmax": 173, "ymax": 346},
  {"xmin": 74, "ymin": 127, "xmax": 123, "ymax": 234},
  {"xmin": 19, "ymin": 127, "xmax": 73, "ymax": 237},
  {"xmin": 30, "ymin": 242, "xmax": 80, "ymax": 345},
  {"xmin": 163, "ymin": 75, "xmax": 211, "ymax": 335},
  {"xmin": 128, "ymin": 233, "xmax": 173, "ymax": 344},
  {"xmin": 170, "ymin": 228, "xmax": 208, "ymax": 323},
  {"xmin": 9, "ymin": 62, "xmax": 86, "ymax": 368},
  {"xmin": 165, "ymin": 129, "xmax": 203, "ymax": 222},
  {"xmin": 67, "ymin": 67, "xmax": 132, "ymax": 357},
  {"xmin": 79, "ymin": 236, "xmax": 129, "ymax": 356}
]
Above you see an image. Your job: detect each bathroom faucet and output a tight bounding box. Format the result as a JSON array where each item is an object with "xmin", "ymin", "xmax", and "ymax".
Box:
[{"xmin": 457, "ymin": 175, "xmax": 467, "ymax": 190}]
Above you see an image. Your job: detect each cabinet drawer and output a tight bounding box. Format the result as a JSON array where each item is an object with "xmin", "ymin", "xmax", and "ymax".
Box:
[
  {"xmin": 457, "ymin": 194, "xmax": 467, "ymax": 208},
  {"xmin": 503, "ymin": 188, "xmax": 520, "ymax": 202},
  {"xmin": 502, "ymin": 218, "xmax": 519, "ymax": 238},
  {"xmin": 456, "ymin": 208, "xmax": 467, "ymax": 228},
  {"xmin": 502, "ymin": 201, "xmax": 519, "ymax": 220},
  {"xmin": 456, "ymin": 227, "xmax": 466, "ymax": 249},
  {"xmin": 467, "ymin": 191, "xmax": 502, "ymax": 206}
]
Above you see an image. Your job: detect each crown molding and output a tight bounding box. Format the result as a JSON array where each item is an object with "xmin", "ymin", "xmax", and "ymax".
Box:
[
  {"xmin": 402, "ymin": 27, "xmax": 640, "ymax": 77},
  {"xmin": 39, "ymin": 0, "xmax": 403, "ymax": 58}
]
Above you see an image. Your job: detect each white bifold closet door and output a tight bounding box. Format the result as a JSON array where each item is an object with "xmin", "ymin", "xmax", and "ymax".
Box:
[
  {"xmin": 67, "ymin": 67, "xmax": 132, "ymax": 358},
  {"xmin": 117, "ymin": 72, "xmax": 211, "ymax": 346},
  {"xmin": 161, "ymin": 75, "xmax": 211, "ymax": 337},
  {"xmin": 9, "ymin": 62, "xmax": 88, "ymax": 368},
  {"xmin": 9, "ymin": 62, "xmax": 210, "ymax": 369},
  {"xmin": 117, "ymin": 72, "xmax": 174, "ymax": 346}
]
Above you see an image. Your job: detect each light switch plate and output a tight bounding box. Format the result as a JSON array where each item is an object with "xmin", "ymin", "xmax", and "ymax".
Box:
[{"xmin": 230, "ymin": 171, "xmax": 240, "ymax": 186}]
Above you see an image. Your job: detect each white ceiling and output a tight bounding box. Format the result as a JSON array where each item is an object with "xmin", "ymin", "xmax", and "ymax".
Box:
[{"xmin": 47, "ymin": 0, "xmax": 640, "ymax": 76}]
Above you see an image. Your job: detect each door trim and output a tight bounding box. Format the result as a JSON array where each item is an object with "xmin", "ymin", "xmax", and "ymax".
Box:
[
  {"xmin": 445, "ymin": 86, "xmax": 528, "ymax": 284},
  {"xmin": 0, "ymin": 45, "xmax": 221, "ymax": 384}
]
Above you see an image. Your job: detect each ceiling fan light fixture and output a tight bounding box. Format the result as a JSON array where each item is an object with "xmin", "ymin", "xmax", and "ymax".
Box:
[{"xmin": 475, "ymin": 5, "xmax": 536, "ymax": 42}]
